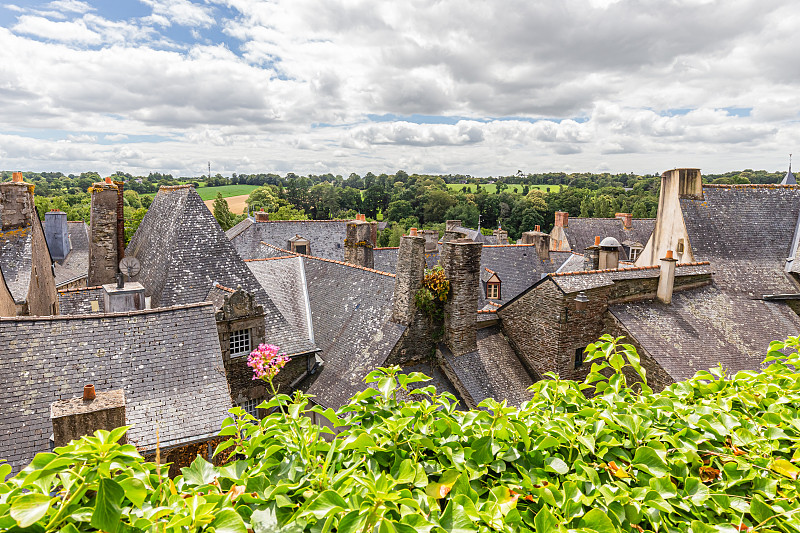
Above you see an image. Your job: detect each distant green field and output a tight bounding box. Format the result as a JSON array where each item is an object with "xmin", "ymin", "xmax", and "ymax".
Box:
[
  {"xmin": 446, "ymin": 183, "xmax": 563, "ymax": 194},
  {"xmin": 144, "ymin": 184, "xmax": 260, "ymax": 200}
]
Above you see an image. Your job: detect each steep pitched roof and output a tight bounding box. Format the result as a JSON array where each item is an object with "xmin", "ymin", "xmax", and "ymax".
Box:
[
  {"xmin": 0, "ymin": 302, "xmax": 231, "ymax": 473},
  {"xmin": 246, "ymin": 256, "xmax": 313, "ymax": 343},
  {"xmin": 439, "ymin": 326, "xmax": 535, "ymax": 408},
  {"xmin": 680, "ymin": 185, "xmax": 800, "ymax": 296},
  {"xmin": 610, "ymin": 284, "xmax": 800, "ymax": 382},
  {"xmin": 0, "ymin": 227, "xmax": 32, "ymax": 303},
  {"xmin": 54, "ymin": 222, "xmax": 89, "ymax": 287},
  {"xmin": 374, "ymin": 247, "xmax": 399, "ymax": 273},
  {"xmin": 477, "ymin": 244, "xmax": 561, "ymax": 306},
  {"xmin": 562, "ymin": 218, "xmax": 655, "ymax": 258},
  {"xmin": 126, "ymin": 185, "xmax": 270, "ymax": 308},
  {"xmin": 230, "ymin": 219, "xmax": 348, "ymax": 261},
  {"xmin": 301, "ymin": 256, "xmax": 405, "ymax": 408}
]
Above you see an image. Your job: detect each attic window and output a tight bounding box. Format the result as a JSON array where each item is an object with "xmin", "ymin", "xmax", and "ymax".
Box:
[
  {"xmin": 486, "ymin": 281, "xmax": 500, "ymax": 299},
  {"xmin": 629, "ymin": 247, "xmax": 642, "ymax": 262},
  {"xmin": 294, "ymin": 244, "xmax": 307, "ymax": 255},
  {"xmin": 238, "ymin": 397, "xmax": 264, "ymax": 419},
  {"xmin": 230, "ymin": 329, "xmax": 251, "ymax": 357}
]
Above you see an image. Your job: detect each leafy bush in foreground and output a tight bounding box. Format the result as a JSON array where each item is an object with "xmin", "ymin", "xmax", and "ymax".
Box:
[{"xmin": 2, "ymin": 336, "xmax": 800, "ymax": 532}]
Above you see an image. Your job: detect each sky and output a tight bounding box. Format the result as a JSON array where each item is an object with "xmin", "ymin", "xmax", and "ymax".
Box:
[{"xmin": 0, "ymin": 0, "xmax": 798, "ymax": 178}]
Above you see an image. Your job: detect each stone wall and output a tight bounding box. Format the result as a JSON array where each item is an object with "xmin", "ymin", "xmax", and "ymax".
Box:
[
  {"xmin": 391, "ymin": 235, "xmax": 426, "ymax": 325},
  {"xmin": 88, "ymin": 183, "xmax": 119, "ymax": 286},
  {"xmin": 51, "ymin": 389, "xmax": 127, "ymax": 448}
]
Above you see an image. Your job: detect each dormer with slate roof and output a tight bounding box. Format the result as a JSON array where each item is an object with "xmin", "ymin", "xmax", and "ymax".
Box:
[{"xmin": 782, "ymin": 154, "xmax": 795, "ymax": 185}]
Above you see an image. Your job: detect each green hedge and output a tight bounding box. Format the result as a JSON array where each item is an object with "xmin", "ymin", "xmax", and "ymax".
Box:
[{"xmin": 2, "ymin": 335, "xmax": 800, "ymax": 532}]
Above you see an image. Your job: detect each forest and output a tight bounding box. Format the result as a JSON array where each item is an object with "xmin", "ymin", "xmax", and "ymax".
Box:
[{"xmin": 0, "ymin": 168, "xmax": 787, "ymax": 245}]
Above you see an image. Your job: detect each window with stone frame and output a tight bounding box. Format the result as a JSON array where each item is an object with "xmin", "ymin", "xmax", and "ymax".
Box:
[
  {"xmin": 294, "ymin": 244, "xmax": 307, "ymax": 255},
  {"xmin": 629, "ymin": 247, "xmax": 642, "ymax": 262},
  {"xmin": 229, "ymin": 328, "xmax": 252, "ymax": 357},
  {"xmin": 238, "ymin": 397, "xmax": 265, "ymax": 419},
  {"xmin": 575, "ymin": 346, "xmax": 586, "ymax": 369},
  {"xmin": 486, "ymin": 282, "xmax": 500, "ymax": 299}
]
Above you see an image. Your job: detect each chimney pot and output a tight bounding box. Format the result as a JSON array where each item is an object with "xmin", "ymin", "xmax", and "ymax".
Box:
[
  {"xmin": 83, "ymin": 384, "xmax": 96, "ymax": 401},
  {"xmin": 534, "ymin": 225, "xmax": 541, "ymax": 232},
  {"xmin": 104, "ymin": 177, "xmax": 112, "ymax": 184},
  {"xmin": 409, "ymin": 227, "xmax": 418, "ymax": 236},
  {"xmin": 665, "ymin": 249, "xmax": 673, "ymax": 260},
  {"xmin": 11, "ymin": 172, "xmax": 23, "ymax": 183},
  {"xmin": 594, "ymin": 236, "xmax": 601, "ymax": 246}
]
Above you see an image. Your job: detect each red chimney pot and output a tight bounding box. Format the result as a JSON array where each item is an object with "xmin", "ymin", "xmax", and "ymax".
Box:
[{"xmin": 83, "ymin": 384, "xmax": 96, "ymax": 401}]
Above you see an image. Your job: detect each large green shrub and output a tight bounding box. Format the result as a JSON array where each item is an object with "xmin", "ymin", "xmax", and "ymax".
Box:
[{"xmin": 2, "ymin": 336, "xmax": 800, "ymax": 532}]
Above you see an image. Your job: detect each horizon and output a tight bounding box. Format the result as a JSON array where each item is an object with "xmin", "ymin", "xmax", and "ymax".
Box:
[{"xmin": 1, "ymin": 1, "xmax": 798, "ymax": 176}]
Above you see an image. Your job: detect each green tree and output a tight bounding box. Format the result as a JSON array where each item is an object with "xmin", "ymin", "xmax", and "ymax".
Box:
[
  {"xmin": 246, "ymin": 185, "xmax": 281, "ymax": 212},
  {"xmin": 212, "ymin": 192, "xmax": 238, "ymax": 231}
]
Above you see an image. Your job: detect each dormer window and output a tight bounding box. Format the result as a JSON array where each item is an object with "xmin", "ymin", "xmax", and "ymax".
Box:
[
  {"xmin": 230, "ymin": 328, "xmax": 251, "ymax": 357},
  {"xmin": 487, "ymin": 282, "xmax": 500, "ymax": 299},
  {"xmin": 288, "ymin": 234, "xmax": 311, "ymax": 255}
]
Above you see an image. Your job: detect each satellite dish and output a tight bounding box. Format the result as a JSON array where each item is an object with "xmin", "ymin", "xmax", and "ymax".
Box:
[{"xmin": 119, "ymin": 256, "xmax": 141, "ymax": 280}]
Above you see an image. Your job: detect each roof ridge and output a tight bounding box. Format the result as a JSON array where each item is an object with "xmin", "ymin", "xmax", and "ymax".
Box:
[
  {"xmin": 374, "ymin": 246, "xmax": 399, "ymax": 250},
  {"xmin": 477, "ymin": 309, "xmax": 497, "ymax": 314},
  {"xmin": 214, "ymin": 282, "xmax": 236, "ymax": 293},
  {"xmin": 245, "ymin": 255, "xmax": 299, "ymax": 262},
  {"xmin": 550, "ymin": 261, "xmax": 711, "ymax": 277},
  {"xmin": 255, "ymin": 219, "xmax": 352, "ymax": 223},
  {"xmin": 1, "ymin": 301, "xmax": 214, "ymax": 321},
  {"xmin": 703, "ymin": 184, "xmax": 800, "ymax": 189},
  {"xmin": 257, "ymin": 241, "xmax": 396, "ymax": 277},
  {"xmin": 484, "ymin": 266, "xmax": 496, "ymax": 273},
  {"xmin": 483, "ymin": 243, "xmax": 537, "ymax": 248},
  {"xmin": 158, "ymin": 184, "xmax": 194, "ymax": 192},
  {"xmin": 58, "ymin": 285, "xmax": 103, "ymax": 293}
]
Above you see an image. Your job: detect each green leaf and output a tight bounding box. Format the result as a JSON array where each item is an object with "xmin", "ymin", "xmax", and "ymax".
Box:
[
  {"xmin": 337, "ymin": 511, "xmax": 367, "ymax": 533},
  {"xmin": 770, "ymin": 458, "xmax": 800, "ymax": 480},
  {"xmin": 91, "ymin": 477, "xmax": 124, "ymax": 533},
  {"xmin": 341, "ymin": 433, "xmax": 377, "ymax": 451},
  {"xmin": 440, "ymin": 498, "xmax": 479, "ymax": 533},
  {"xmin": 118, "ymin": 477, "xmax": 147, "ymax": 507},
  {"xmin": 544, "ymin": 456, "xmax": 569, "ymax": 475},
  {"xmin": 632, "ymin": 447, "xmax": 669, "ymax": 477},
  {"xmin": 306, "ymin": 490, "xmax": 347, "ymax": 519},
  {"xmin": 211, "ymin": 509, "xmax": 248, "ymax": 533},
  {"xmin": 578, "ymin": 508, "xmax": 615, "ymax": 533},
  {"xmin": 534, "ymin": 507, "xmax": 559, "ymax": 533},
  {"xmin": 750, "ymin": 494, "xmax": 774, "ymax": 524},
  {"xmin": 10, "ymin": 493, "xmax": 52, "ymax": 527},
  {"xmin": 181, "ymin": 455, "xmax": 218, "ymax": 486}
]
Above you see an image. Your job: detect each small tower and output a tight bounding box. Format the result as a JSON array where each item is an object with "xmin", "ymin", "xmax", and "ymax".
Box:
[{"xmin": 782, "ymin": 154, "xmax": 796, "ymax": 185}]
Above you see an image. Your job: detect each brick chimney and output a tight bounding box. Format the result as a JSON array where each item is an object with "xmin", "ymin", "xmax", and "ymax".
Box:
[
  {"xmin": 344, "ymin": 220, "xmax": 374, "ymax": 268},
  {"xmin": 88, "ymin": 181, "xmax": 120, "ymax": 286},
  {"xmin": 44, "ymin": 211, "xmax": 71, "ymax": 261},
  {"xmin": 441, "ymin": 239, "xmax": 482, "ymax": 356},
  {"xmin": 554, "ymin": 211, "xmax": 569, "ymax": 228},
  {"xmin": 521, "ymin": 228, "xmax": 551, "ymax": 261},
  {"xmin": 51, "ymin": 388, "xmax": 126, "ymax": 448},
  {"xmin": 615, "ymin": 212, "xmax": 633, "ymax": 230},
  {"xmin": 255, "ymin": 209, "xmax": 269, "ymax": 222},
  {"xmin": 657, "ymin": 250, "xmax": 678, "ymax": 304},
  {"xmin": 584, "ymin": 236, "xmax": 601, "ymax": 270},
  {"xmin": 391, "ymin": 232, "xmax": 426, "ymax": 325}
]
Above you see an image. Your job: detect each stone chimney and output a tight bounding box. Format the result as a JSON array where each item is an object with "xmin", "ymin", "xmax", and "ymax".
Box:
[
  {"xmin": 344, "ymin": 220, "xmax": 374, "ymax": 268},
  {"xmin": 369, "ymin": 221, "xmax": 378, "ymax": 247},
  {"xmin": 114, "ymin": 180, "xmax": 125, "ymax": 260},
  {"xmin": 1, "ymin": 174, "xmax": 37, "ymax": 230},
  {"xmin": 103, "ymin": 281, "xmax": 146, "ymax": 312},
  {"xmin": 657, "ymin": 250, "xmax": 678, "ymax": 304},
  {"xmin": 598, "ymin": 237, "xmax": 620, "ymax": 270},
  {"xmin": 88, "ymin": 181, "xmax": 120, "ymax": 286},
  {"xmin": 391, "ymin": 232, "xmax": 426, "ymax": 325},
  {"xmin": 255, "ymin": 209, "xmax": 269, "ymax": 222},
  {"xmin": 446, "ymin": 220, "xmax": 461, "ymax": 232},
  {"xmin": 51, "ymin": 387, "xmax": 126, "ymax": 448},
  {"xmin": 584, "ymin": 236, "xmax": 600, "ymax": 270},
  {"xmin": 493, "ymin": 227, "xmax": 509, "ymax": 244},
  {"xmin": 421, "ymin": 229, "xmax": 439, "ymax": 252},
  {"xmin": 615, "ymin": 212, "xmax": 633, "ymax": 230},
  {"xmin": 554, "ymin": 211, "xmax": 569, "ymax": 228},
  {"xmin": 442, "ymin": 239, "xmax": 482, "ymax": 356},
  {"xmin": 521, "ymin": 226, "xmax": 551, "ymax": 261},
  {"xmin": 44, "ymin": 211, "xmax": 71, "ymax": 261}
]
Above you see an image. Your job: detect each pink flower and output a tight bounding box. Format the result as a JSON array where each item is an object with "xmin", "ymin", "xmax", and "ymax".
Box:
[{"xmin": 247, "ymin": 344, "xmax": 290, "ymax": 380}]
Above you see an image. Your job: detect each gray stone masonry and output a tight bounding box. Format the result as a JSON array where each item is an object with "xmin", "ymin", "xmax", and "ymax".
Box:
[
  {"xmin": 391, "ymin": 235, "xmax": 426, "ymax": 326},
  {"xmin": 442, "ymin": 239, "xmax": 482, "ymax": 356},
  {"xmin": 44, "ymin": 211, "xmax": 70, "ymax": 261},
  {"xmin": 344, "ymin": 221, "xmax": 374, "ymax": 269},
  {"xmin": 521, "ymin": 230, "xmax": 551, "ymax": 261},
  {"xmin": 88, "ymin": 183, "xmax": 119, "ymax": 286},
  {"xmin": 51, "ymin": 389, "xmax": 126, "ymax": 448},
  {"xmin": 446, "ymin": 220, "xmax": 461, "ymax": 231},
  {"xmin": 421, "ymin": 230, "xmax": 439, "ymax": 252}
]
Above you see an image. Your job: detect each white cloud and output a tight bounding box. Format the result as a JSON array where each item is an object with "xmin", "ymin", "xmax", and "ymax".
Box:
[
  {"xmin": 140, "ymin": 0, "xmax": 215, "ymax": 27},
  {"xmin": 47, "ymin": 1, "xmax": 94, "ymax": 14},
  {"xmin": 13, "ymin": 15, "xmax": 102, "ymax": 45},
  {"xmin": 104, "ymin": 133, "xmax": 129, "ymax": 141}
]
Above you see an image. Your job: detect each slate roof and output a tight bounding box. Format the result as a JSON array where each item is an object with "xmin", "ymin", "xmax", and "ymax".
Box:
[
  {"xmin": 230, "ymin": 219, "xmax": 348, "ymax": 261},
  {"xmin": 680, "ymin": 185, "xmax": 800, "ymax": 297},
  {"xmin": 554, "ymin": 252, "xmax": 586, "ymax": 273},
  {"xmin": 451, "ymin": 225, "xmax": 500, "ymax": 245},
  {"xmin": 610, "ymin": 284, "xmax": 800, "ymax": 382},
  {"xmin": 126, "ymin": 185, "xmax": 272, "ymax": 308},
  {"xmin": 478, "ymin": 244, "xmax": 562, "ymax": 306},
  {"xmin": 374, "ymin": 247, "xmax": 399, "ymax": 274},
  {"xmin": 54, "ymin": 222, "xmax": 89, "ymax": 287},
  {"xmin": 246, "ymin": 256, "xmax": 313, "ymax": 343},
  {"xmin": 0, "ymin": 227, "xmax": 33, "ymax": 303},
  {"xmin": 782, "ymin": 167, "xmax": 796, "ymax": 185},
  {"xmin": 439, "ymin": 326, "xmax": 535, "ymax": 407},
  {"xmin": 0, "ymin": 302, "xmax": 231, "ymax": 473},
  {"xmin": 547, "ymin": 262, "xmax": 712, "ymax": 293},
  {"xmin": 562, "ymin": 218, "xmax": 655, "ymax": 258},
  {"xmin": 301, "ymin": 256, "xmax": 406, "ymax": 408},
  {"xmin": 58, "ymin": 286, "xmax": 105, "ymax": 315}
]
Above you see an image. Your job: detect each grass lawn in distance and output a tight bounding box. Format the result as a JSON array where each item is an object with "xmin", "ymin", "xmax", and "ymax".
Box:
[{"xmin": 446, "ymin": 183, "xmax": 563, "ymax": 194}]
